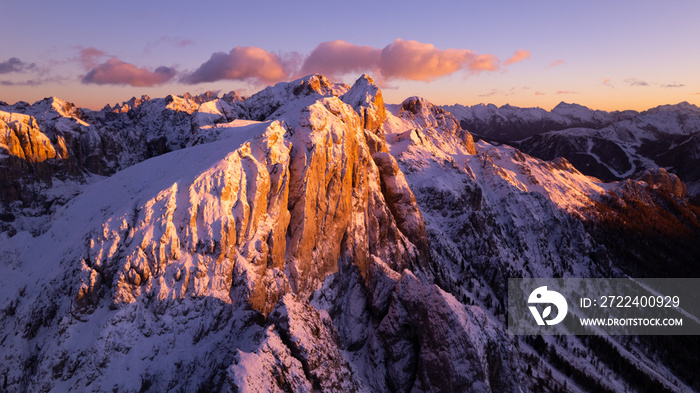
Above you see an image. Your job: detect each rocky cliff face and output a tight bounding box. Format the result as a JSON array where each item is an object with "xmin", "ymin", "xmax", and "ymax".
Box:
[
  {"xmin": 1, "ymin": 75, "xmax": 699, "ymax": 392},
  {"xmin": 0, "ymin": 110, "xmax": 63, "ymax": 203}
]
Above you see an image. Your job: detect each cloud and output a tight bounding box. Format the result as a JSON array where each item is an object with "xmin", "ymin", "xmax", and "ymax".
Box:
[
  {"xmin": 0, "ymin": 57, "xmax": 36, "ymax": 74},
  {"xmin": 477, "ymin": 87, "xmax": 518, "ymax": 98},
  {"xmin": 82, "ymin": 58, "xmax": 176, "ymax": 87},
  {"xmin": 183, "ymin": 46, "xmax": 287, "ymax": 84},
  {"xmin": 380, "ymin": 39, "xmax": 498, "ymax": 80},
  {"xmin": 478, "ymin": 89, "xmax": 500, "ymax": 97},
  {"xmin": 280, "ymin": 51, "xmax": 303, "ymax": 77},
  {"xmin": 534, "ymin": 91, "xmax": 546, "ymax": 96},
  {"xmin": 78, "ymin": 47, "xmax": 109, "ymax": 69},
  {"xmin": 299, "ymin": 40, "xmax": 380, "ymax": 78},
  {"xmin": 186, "ymin": 39, "xmax": 506, "ymax": 85},
  {"xmin": 503, "ymin": 49, "xmax": 531, "ymax": 66},
  {"xmin": 548, "ymin": 59, "xmax": 565, "ymax": 68},
  {"xmin": 556, "ymin": 90, "xmax": 578, "ymax": 94},
  {"xmin": 1, "ymin": 74, "xmax": 69, "ymax": 86},
  {"xmin": 144, "ymin": 37, "xmax": 195, "ymax": 54},
  {"xmin": 625, "ymin": 78, "xmax": 649, "ymax": 87},
  {"xmin": 1, "ymin": 79, "xmax": 42, "ymax": 86},
  {"xmin": 297, "ymin": 39, "xmax": 501, "ymax": 82},
  {"xmin": 622, "ymin": 79, "xmax": 683, "ymax": 88},
  {"xmin": 468, "ymin": 54, "xmax": 499, "ymax": 72},
  {"xmin": 603, "ymin": 78, "xmax": 614, "ymax": 88}
]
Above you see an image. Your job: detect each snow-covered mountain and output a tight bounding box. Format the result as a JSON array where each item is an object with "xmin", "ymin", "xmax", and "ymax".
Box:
[
  {"xmin": 442, "ymin": 102, "xmax": 638, "ymax": 142},
  {"xmin": 1, "ymin": 75, "xmax": 699, "ymax": 392},
  {"xmin": 444, "ymin": 102, "xmax": 700, "ymax": 199}
]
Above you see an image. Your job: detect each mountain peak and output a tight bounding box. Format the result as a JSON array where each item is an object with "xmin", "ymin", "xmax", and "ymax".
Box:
[
  {"xmin": 243, "ymin": 74, "xmax": 350, "ymax": 121},
  {"xmin": 341, "ymin": 74, "xmax": 385, "ymax": 132},
  {"xmin": 400, "ymin": 96, "xmax": 434, "ymax": 116},
  {"xmin": 19, "ymin": 96, "xmax": 86, "ymax": 124},
  {"xmin": 106, "ymin": 95, "xmax": 152, "ymax": 113},
  {"xmin": 221, "ymin": 91, "xmax": 244, "ymax": 104},
  {"xmin": 356, "ymin": 73, "xmax": 376, "ymax": 85},
  {"xmin": 288, "ymin": 73, "xmax": 338, "ymax": 97},
  {"xmin": 196, "ymin": 90, "xmax": 219, "ymax": 103},
  {"xmin": 552, "ymin": 101, "xmax": 592, "ymax": 112},
  {"xmin": 643, "ymin": 101, "xmax": 700, "ymax": 116}
]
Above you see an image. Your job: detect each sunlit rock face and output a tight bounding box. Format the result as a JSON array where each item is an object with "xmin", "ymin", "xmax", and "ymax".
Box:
[
  {"xmin": 0, "ymin": 111, "xmax": 60, "ymax": 204},
  {"xmin": 1, "ymin": 75, "xmax": 699, "ymax": 392},
  {"xmin": 76, "ymin": 79, "xmax": 427, "ymax": 316},
  {"xmin": 78, "ymin": 121, "xmax": 293, "ymax": 315}
]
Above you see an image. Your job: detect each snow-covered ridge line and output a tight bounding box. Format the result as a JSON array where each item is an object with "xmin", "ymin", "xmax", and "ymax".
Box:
[
  {"xmin": 444, "ymin": 100, "xmax": 700, "ymax": 198},
  {"xmin": 1, "ymin": 74, "xmax": 699, "ymax": 392}
]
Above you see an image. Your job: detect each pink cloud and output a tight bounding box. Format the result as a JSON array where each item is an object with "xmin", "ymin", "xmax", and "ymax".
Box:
[
  {"xmin": 82, "ymin": 58, "xmax": 176, "ymax": 87},
  {"xmin": 469, "ymin": 54, "xmax": 499, "ymax": 72},
  {"xmin": 79, "ymin": 47, "xmax": 109, "ymax": 69},
  {"xmin": 185, "ymin": 39, "xmax": 504, "ymax": 85},
  {"xmin": 503, "ymin": 49, "xmax": 531, "ymax": 66},
  {"xmin": 603, "ymin": 78, "xmax": 614, "ymax": 88},
  {"xmin": 380, "ymin": 39, "xmax": 498, "ymax": 81},
  {"xmin": 299, "ymin": 40, "xmax": 380, "ymax": 78},
  {"xmin": 380, "ymin": 39, "xmax": 471, "ymax": 80},
  {"xmin": 534, "ymin": 91, "xmax": 546, "ymax": 95},
  {"xmin": 556, "ymin": 90, "xmax": 578, "ymax": 94},
  {"xmin": 299, "ymin": 39, "xmax": 500, "ymax": 82},
  {"xmin": 183, "ymin": 46, "xmax": 287, "ymax": 84},
  {"xmin": 548, "ymin": 59, "xmax": 565, "ymax": 68}
]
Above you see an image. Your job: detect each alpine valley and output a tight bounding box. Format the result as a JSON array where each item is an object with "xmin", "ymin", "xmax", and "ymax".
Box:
[{"xmin": 1, "ymin": 74, "xmax": 699, "ymax": 392}]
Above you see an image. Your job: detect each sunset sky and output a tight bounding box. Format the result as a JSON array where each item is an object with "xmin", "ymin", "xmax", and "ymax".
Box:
[{"xmin": 2, "ymin": 0, "xmax": 699, "ymax": 111}]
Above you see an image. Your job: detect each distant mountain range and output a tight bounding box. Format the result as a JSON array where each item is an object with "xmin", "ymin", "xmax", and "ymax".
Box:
[
  {"xmin": 1, "ymin": 75, "xmax": 699, "ymax": 392},
  {"xmin": 444, "ymin": 101, "xmax": 700, "ymax": 199}
]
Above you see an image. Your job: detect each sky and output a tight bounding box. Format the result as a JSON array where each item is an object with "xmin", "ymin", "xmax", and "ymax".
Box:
[{"xmin": 1, "ymin": 0, "xmax": 699, "ymax": 111}]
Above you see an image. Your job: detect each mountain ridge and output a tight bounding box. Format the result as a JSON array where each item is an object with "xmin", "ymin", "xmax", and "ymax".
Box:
[
  {"xmin": 1, "ymin": 75, "xmax": 699, "ymax": 392},
  {"xmin": 444, "ymin": 101, "xmax": 700, "ymax": 199}
]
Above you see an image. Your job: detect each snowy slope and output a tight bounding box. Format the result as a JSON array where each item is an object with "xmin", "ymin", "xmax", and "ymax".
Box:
[
  {"xmin": 388, "ymin": 96, "xmax": 700, "ymax": 392},
  {"xmin": 1, "ymin": 76, "xmax": 699, "ymax": 392}
]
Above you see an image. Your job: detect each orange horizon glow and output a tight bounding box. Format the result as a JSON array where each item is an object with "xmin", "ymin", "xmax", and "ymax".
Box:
[{"xmin": 4, "ymin": 78, "xmax": 699, "ymax": 115}]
